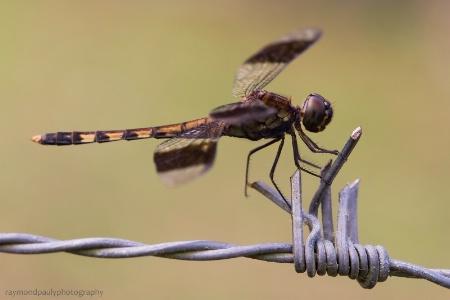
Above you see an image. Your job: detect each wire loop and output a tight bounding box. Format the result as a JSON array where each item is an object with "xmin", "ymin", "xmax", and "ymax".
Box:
[{"xmin": 289, "ymin": 169, "xmax": 391, "ymax": 288}]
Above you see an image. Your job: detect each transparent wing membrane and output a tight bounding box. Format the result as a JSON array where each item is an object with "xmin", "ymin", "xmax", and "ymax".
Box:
[{"xmin": 232, "ymin": 28, "xmax": 322, "ymax": 97}]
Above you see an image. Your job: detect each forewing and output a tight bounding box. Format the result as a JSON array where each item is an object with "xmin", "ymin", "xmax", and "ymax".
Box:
[
  {"xmin": 209, "ymin": 100, "xmax": 276, "ymax": 125},
  {"xmin": 232, "ymin": 28, "xmax": 322, "ymax": 97},
  {"xmin": 154, "ymin": 121, "xmax": 225, "ymax": 187}
]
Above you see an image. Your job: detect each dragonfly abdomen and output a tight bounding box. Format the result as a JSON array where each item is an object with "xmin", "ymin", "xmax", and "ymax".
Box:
[
  {"xmin": 31, "ymin": 118, "xmax": 213, "ymax": 145},
  {"xmin": 31, "ymin": 129, "xmax": 154, "ymax": 145}
]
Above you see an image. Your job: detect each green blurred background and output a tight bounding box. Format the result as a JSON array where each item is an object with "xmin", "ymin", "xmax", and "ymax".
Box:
[{"xmin": 1, "ymin": 0, "xmax": 450, "ymax": 299}]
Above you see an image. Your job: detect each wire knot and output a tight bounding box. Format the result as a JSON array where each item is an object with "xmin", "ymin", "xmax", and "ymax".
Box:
[
  {"xmin": 292, "ymin": 209, "xmax": 390, "ymax": 288},
  {"xmin": 288, "ymin": 164, "xmax": 392, "ymax": 289}
]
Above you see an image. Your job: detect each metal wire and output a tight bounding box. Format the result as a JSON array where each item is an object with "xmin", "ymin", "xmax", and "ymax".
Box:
[{"xmin": 1, "ymin": 126, "xmax": 450, "ymax": 289}]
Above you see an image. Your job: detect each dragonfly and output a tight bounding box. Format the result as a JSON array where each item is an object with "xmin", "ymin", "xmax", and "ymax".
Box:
[{"xmin": 32, "ymin": 28, "xmax": 338, "ymax": 200}]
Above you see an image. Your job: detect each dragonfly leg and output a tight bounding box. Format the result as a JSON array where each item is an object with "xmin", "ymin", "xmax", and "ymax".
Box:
[
  {"xmin": 267, "ymin": 137, "xmax": 294, "ymax": 208},
  {"xmin": 289, "ymin": 131, "xmax": 322, "ymax": 178},
  {"xmin": 245, "ymin": 137, "xmax": 282, "ymax": 197},
  {"xmin": 245, "ymin": 136, "xmax": 292, "ymax": 209},
  {"xmin": 297, "ymin": 125, "xmax": 339, "ymax": 155}
]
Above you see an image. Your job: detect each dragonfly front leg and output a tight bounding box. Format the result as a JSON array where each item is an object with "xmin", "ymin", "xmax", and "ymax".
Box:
[{"xmin": 297, "ymin": 125, "xmax": 339, "ymax": 155}]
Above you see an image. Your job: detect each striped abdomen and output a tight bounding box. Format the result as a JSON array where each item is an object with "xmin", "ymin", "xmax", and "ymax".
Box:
[{"xmin": 31, "ymin": 118, "xmax": 212, "ymax": 145}]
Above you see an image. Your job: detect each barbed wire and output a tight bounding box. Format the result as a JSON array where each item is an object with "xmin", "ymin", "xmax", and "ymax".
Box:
[{"xmin": 1, "ymin": 127, "xmax": 449, "ymax": 289}]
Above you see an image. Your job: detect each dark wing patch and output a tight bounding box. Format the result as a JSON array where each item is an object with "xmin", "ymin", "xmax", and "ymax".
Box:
[
  {"xmin": 232, "ymin": 28, "xmax": 322, "ymax": 97},
  {"xmin": 154, "ymin": 121, "xmax": 225, "ymax": 187},
  {"xmin": 209, "ymin": 100, "xmax": 276, "ymax": 125}
]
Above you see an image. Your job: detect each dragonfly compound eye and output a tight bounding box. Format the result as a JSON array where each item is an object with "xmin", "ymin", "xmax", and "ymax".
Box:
[{"xmin": 301, "ymin": 93, "xmax": 333, "ymax": 133}]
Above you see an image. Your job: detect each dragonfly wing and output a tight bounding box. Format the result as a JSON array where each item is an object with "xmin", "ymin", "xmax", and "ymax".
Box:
[
  {"xmin": 209, "ymin": 100, "xmax": 276, "ymax": 124},
  {"xmin": 232, "ymin": 28, "xmax": 322, "ymax": 97},
  {"xmin": 154, "ymin": 121, "xmax": 225, "ymax": 187}
]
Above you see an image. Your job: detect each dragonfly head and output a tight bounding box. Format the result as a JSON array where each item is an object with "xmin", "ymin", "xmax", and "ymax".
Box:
[{"xmin": 300, "ymin": 93, "xmax": 333, "ymax": 133}]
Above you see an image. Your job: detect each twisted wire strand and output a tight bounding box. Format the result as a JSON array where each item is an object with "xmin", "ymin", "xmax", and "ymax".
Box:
[
  {"xmin": 0, "ymin": 234, "xmax": 293, "ymax": 262},
  {"xmin": 2, "ymin": 127, "xmax": 450, "ymax": 289},
  {"xmin": 1, "ymin": 230, "xmax": 449, "ymax": 288}
]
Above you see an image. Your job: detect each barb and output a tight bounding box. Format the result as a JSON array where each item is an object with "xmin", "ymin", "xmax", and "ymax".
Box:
[
  {"xmin": 250, "ymin": 173, "xmax": 450, "ymax": 289},
  {"xmin": 249, "ymin": 126, "xmax": 450, "ymax": 288},
  {"xmin": 2, "ymin": 126, "xmax": 450, "ymax": 289},
  {"xmin": 309, "ymin": 126, "xmax": 362, "ymax": 216}
]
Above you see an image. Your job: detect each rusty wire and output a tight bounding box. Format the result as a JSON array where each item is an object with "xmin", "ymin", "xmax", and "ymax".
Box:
[{"xmin": 1, "ymin": 127, "xmax": 449, "ymax": 289}]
